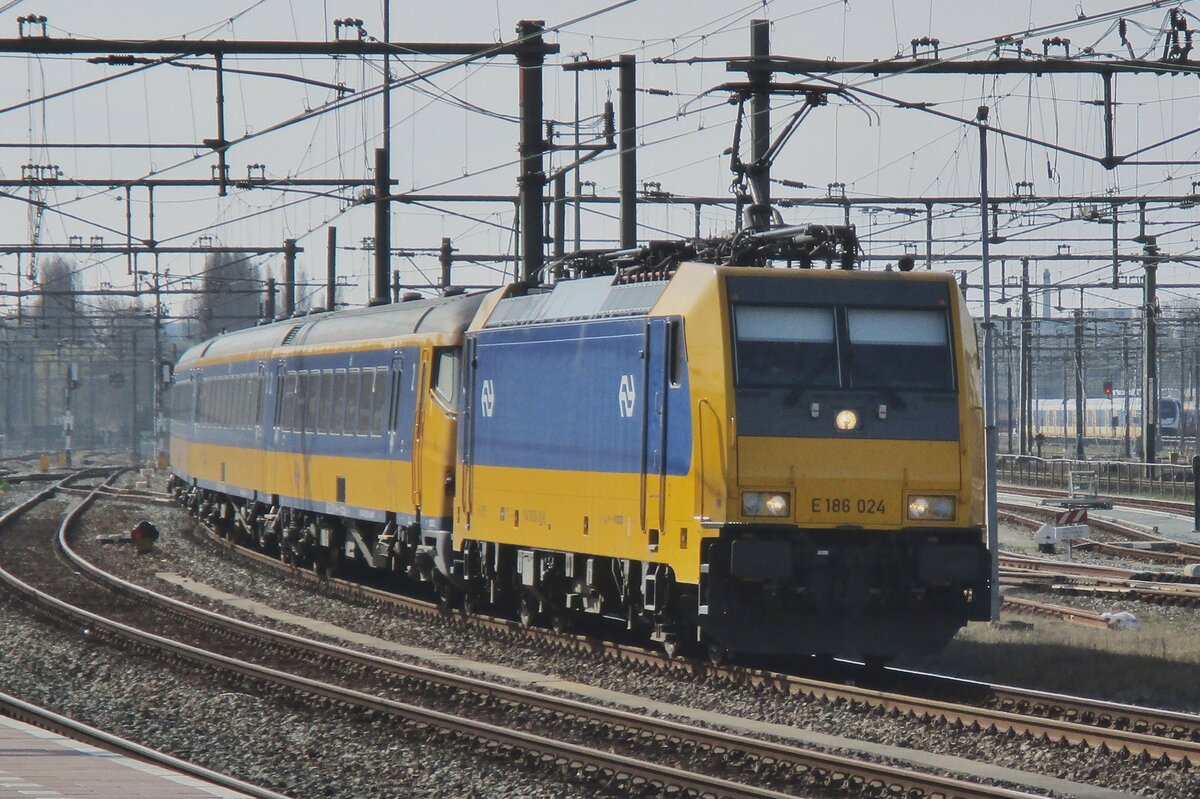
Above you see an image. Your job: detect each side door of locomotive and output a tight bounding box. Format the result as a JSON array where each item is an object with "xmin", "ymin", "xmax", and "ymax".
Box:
[
  {"xmin": 641, "ymin": 318, "xmax": 671, "ymax": 536},
  {"xmin": 457, "ymin": 336, "xmax": 479, "ymax": 528}
]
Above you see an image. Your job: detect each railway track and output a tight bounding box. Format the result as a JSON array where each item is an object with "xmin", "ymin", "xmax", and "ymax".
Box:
[
  {"xmin": 169, "ymin": 486, "xmax": 1200, "ymax": 769},
  {"xmin": 999, "ymin": 498, "xmax": 1200, "ymax": 560},
  {"xmin": 0, "ymin": 472, "xmax": 1050, "ymax": 799},
  {"xmin": 1002, "ymin": 483, "xmax": 1200, "ymax": 547},
  {"xmin": 0, "ymin": 690, "xmax": 292, "ymax": 799},
  {"xmin": 1000, "ymin": 551, "xmax": 1200, "ymax": 608},
  {"xmin": 997, "ymin": 497, "xmax": 1200, "ymax": 612}
]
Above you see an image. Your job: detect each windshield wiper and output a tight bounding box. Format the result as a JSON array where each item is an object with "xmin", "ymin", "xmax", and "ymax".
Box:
[{"xmin": 845, "ymin": 356, "xmax": 908, "ymax": 410}]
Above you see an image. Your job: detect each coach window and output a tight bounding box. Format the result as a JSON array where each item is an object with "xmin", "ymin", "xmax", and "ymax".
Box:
[
  {"xmin": 319, "ymin": 369, "xmax": 335, "ymax": 433},
  {"xmin": 303, "ymin": 371, "xmax": 318, "ymax": 433},
  {"xmin": 356, "ymin": 370, "xmax": 374, "ymax": 435},
  {"xmin": 234, "ymin": 377, "xmax": 242, "ymax": 426},
  {"xmin": 227, "ymin": 377, "xmax": 236, "ymax": 427},
  {"xmin": 215, "ymin": 378, "xmax": 226, "ymax": 427},
  {"xmin": 230, "ymin": 377, "xmax": 239, "ymax": 428},
  {"xmin": 345, "ymin": 369, "xmax": 361, "ymax": 435},
  {"xmin": 192, "ymin": 378, "xmax": 202, "ymax": 425},
  {"xmin": 253, "ymin": 374, "xmax": 264, "ymax": 427},
  {"xmin": 235, "ymin": 377, "xmax": 246, "ymax": 428},
  {"xmin": 229, "ymin": 377, "xmax": 238, "ymax": 428},
  {"xmin": 244, "ymin": 376, "xmax": 255, "ymax": 428},
  {"xmin": 331, "ymin": 369, "xmax": 348, "ymax": 434},
  {"xmin": 296, "ymin": 371, "xmax": 311, "ymax": 432},
  {"xmin": 371, "ymin": 367, "xmax": 389, "ymax": 435},
  {"xmin": 242, "ymin": 376, "xmax": 252, "ymax": 428},
  {"xmin": 304, "ymin": 371, "xmax": 320, "ymax": 433},
  {"xmin": 432, "ymin": 349, "xmax": 460, "ymax": 411},
  {"xmin": 278, "ymin": 372, "xmax": 293, "ymax": 430}
]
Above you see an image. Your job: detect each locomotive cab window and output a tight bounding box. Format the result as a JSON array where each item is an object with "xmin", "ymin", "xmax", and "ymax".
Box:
[
  {"xmin": 845, "ymin": 308, "xmax": 953, "ymax": 391},
  {"xmin": 668, "ymin": 319, "xmax": 684, "ymax": 387},
  {"xmin": 431, "ymin": 348, "xmax": 460, "ymax": 412},
  {"xmin": 733, "ymin": 306, "xmax": 838, "ymax": 388}
]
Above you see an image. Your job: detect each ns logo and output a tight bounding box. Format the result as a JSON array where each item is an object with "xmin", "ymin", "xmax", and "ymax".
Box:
[
  {"xmin": 480, "ymin": 379, "xmax": 496, "ymax": 417},
  {"xmin": 618, "ymin": 374, "xmax": 637, "ymax": 418}
]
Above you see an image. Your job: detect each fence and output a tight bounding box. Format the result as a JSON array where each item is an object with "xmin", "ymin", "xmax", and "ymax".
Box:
[{"xmin": 997, "ymin": 454, "xmax": 1196, "ymax": 499}]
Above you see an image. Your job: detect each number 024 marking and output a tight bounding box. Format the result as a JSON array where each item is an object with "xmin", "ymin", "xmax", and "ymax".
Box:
[{"xmin": 811, "ymin": 498, "xmax": 886, "ymax": 514}]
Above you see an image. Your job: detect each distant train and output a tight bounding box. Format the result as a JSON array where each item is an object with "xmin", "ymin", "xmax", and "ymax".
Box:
[
  {"xmin": 1027, "ymin": 396, "xmax": 1192, "ymax": 442},
  {"xmin": 166, "ymin": 246, "xmax": 990, "ymax": 663}
]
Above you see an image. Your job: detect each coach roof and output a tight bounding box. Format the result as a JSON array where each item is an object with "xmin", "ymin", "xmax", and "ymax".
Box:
[{"xmin": 179, "ymin": 290, "xmax": 489, "ymax": 366}]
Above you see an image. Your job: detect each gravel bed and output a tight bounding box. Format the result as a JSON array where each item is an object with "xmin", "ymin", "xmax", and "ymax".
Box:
[
  {"xmin": 61, "ymin": 480, "xmax": 1200, "ymax": 798},
  {"xmin": 0, "ymin": 485, "xmax": 615, "ymax": 799}
]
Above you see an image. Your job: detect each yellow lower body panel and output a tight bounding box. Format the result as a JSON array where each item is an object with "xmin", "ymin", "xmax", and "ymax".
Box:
[
  {"xmin": 168, "ymin": 436, "xmax": 443, "ymax": 521},
  {"xmin": 460, "ymin": 464, "xmax": 707, "ymax": 583}
]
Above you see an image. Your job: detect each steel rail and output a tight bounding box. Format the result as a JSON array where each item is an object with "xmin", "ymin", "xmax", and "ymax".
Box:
[
  {"xmin": 0, "ymin": 472, "xmax": 295, "ymax": 799},
  {"xmin": 999, "ymin": 505, "xmax": 1192, "ymax": 566},
  {"xmin": 52, "ymin": 506, "xmax": 1064, "ymax": 799},
  {"xmin": 0, "ymin": 479, "xmax": 1032, "ymax": 799},
  {"xmin": 0, "ymin": 692, "xmax": 294, "ymax": 799},
  {"xmin": 999, "ymin": 499, "xmax": 1200, "ymax": 557},
  {"xmin": 1001, "ymin": 595, "xmax": 1112, "ymax": 629},
  {"xmin": 997, "ymin": 505, "xmax": 1200, "ymax": 611},
  {"xmin": 177, "ymin": 497, "xmax": 1200, "ymax": 765}
]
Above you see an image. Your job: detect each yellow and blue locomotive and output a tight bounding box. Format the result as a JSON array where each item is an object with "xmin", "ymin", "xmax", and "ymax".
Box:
[{"xmin": 168, "ymin": 233, "xmax": 990, "ymax": 662}]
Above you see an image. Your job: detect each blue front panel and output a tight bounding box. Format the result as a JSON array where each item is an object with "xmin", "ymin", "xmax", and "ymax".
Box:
[
  {"xmin": 644, "ymin": 318, "xmax": 669, "ymax": 477},
  {"xmin": 469, "ymin": 319, "xmax": 691, "ymax": 475}
]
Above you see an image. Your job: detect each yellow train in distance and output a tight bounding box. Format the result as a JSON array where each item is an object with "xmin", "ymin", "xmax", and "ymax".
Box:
[{"xmin": 168, "ymin": 261, "xmax": 990, "ymax": 662}]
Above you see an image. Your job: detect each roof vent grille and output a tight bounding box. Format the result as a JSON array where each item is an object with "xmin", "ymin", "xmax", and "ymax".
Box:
[{"xmin": 280, "ymin": 324, "xmax": 304, "ymax": 345}]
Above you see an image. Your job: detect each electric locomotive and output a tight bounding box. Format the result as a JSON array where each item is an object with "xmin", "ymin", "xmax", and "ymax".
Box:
[
  {"xmin": 454, "ymin": 254, "xmax": 989, "ymax": 660},
  {"xmin": 167, "ymin": 229, "xmax": 990, "ymax": 662}
]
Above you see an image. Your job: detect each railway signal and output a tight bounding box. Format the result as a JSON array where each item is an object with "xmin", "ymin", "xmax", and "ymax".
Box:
[{"xmin": 1035, "ymin": 509, "xmax": 1089, "ymax": 557}]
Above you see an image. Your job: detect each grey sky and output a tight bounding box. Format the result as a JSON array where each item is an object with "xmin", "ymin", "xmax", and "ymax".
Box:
[{"xmin": 0, "ymin": 0, "xmax": 1195, "ymax": 318}]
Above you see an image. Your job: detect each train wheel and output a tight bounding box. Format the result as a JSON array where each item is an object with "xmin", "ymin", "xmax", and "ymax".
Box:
[
  {"xmin": 661, "ymin": 637, "xmax": 685, "ymax": 659},
  {"xmin": 517, "ymin": 592, "xmax": 538, "ymax": 628},
  {"xmin": 435, "ymin": 577, "xmax": 457, "ymax": 613},
  {"xmin": 705, "ymin": 640, "xmax": 729, "ymax": 666},
  {"xmin": 462, "ymin": 589, "xmax": 482, "ymax": 617},
  {"xmin": 862, "ymin": 655, "xmax": 890, "ymax": 674},
  {"xmin": 549, "ymin": 608, "xmax": 571, "ymax": 635}
]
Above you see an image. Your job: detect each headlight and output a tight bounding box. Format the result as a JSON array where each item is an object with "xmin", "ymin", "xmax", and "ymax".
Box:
[
  {"xmin": 742, "ymin": 491, "xmax": 791, "ymax": 518},
  {"xmin": 835, "ymin": 409, "xmax": 858, "ymax": 430},
  {"xmin": 907, "ymin": 495, "xmax": 956, "ymax": 521}
]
